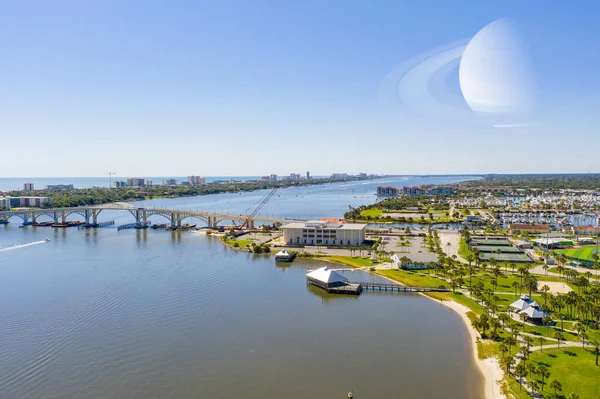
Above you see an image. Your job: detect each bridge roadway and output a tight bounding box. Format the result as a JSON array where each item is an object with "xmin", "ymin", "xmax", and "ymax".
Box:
[{"xmin": 0, "ymin": 202, "xmax": 299, "ymax": 228}]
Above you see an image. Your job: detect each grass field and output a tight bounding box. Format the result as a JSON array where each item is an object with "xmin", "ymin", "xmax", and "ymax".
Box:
[
  {"xmin": 231, "ymin": 239, "xmax": 256, "ymax": 248},
  {"xmin": 359, "ymin": 208, "xmax": 383, "ymax": 218},
  {"xmin": 376, "ymin": 269, "xmax": 450, "ymax": 288},
  {"xmin": 555, "ymin": 245, "xmax": 599, "ymax": 262},
  {"xmin": 321, "ymin": 255, "xmax": 378, "ymax": 268},
  {"xmin": 529, "ymin": 348, "xmax": 600, "ymax": 399}
]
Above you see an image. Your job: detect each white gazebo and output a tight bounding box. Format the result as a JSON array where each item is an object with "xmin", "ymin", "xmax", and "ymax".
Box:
[
  {"xmin": 509, "ymin": 294, "xmax": 534, "ymax": 312},
  {"xmin": 509, "ymin": 294, "xmax": 549, "ymax": 322}
]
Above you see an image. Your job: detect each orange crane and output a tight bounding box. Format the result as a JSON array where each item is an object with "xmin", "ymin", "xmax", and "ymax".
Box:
[{"xmin": 233, "ymin": 186, "xmax": 279, "ymax": 230}]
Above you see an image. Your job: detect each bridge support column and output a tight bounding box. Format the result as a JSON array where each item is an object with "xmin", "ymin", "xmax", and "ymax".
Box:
[
  {"xmin": 142, "ymin": 209, "xmax": 147, "ymax": 227},
  {"xmin": 135, "ymin": 209, "xmax": 142, "ymax": 228},
  {"xmin": 61, "ymin": 211, "xmax": 66, "ymax": 224},
  {"xmin": 84, "ymin": 209, "xmax": 91, "ymax": 226},
  {"xmin": 31, "ymin": 212, "xmax": 37, "ymax": 225},
  {"xmin": 92, "ymin": 209, "xmax": 99, "ymax": 225},
  {"xmin": 53, "ymin": 211, "xmax": 59, "ymax": 224},
  {"xmin": 248, "ymin": 220, "xmax": 255, "ymax": 230}
]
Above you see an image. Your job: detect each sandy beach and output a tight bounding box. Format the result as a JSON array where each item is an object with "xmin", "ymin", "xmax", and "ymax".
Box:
[{"xmin": 438, "ymin": 299, "xmax": 506, "ymax": 399}]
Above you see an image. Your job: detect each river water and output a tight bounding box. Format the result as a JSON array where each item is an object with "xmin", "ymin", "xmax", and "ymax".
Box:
[{"xmin": 0, "ymin": 176, "xmax": 483, "ymax": 398}]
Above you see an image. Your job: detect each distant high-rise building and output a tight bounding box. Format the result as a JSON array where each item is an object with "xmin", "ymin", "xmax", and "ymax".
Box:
[
  {"xmin": 289, "ymin": 173, "xmax": 301, "ymax": 181},
  {"xmin": 46, "ymin": 184, "xmax": 74, "ymax": 191},
  {"xmin": 162, "ymin": 179, "xmax": 177, "ymax": 186},
  {"xmin": 114, "ymin": 180, "xmax": 128, "ymax": 188},
  {"xmin": 126, "ymin": 178, "xmax": 145, "ymax": 187},
  {"xmin": 270, "ymin": 174, "xmax": 277, "ymax": 181},
  {"xmin": 146, "ymin": 180, "xmax": 153, "ymax": 186},
  {"xmin": 23, "ymin": 183, "xmax": 34, "ymax": 191},
  {"xmin": 188, "ymin": 176, "xmax": 206, "ymax": 185},
  {"xmin": 306, "ymin": 171, "xmax": 310, "ymax": 180},
  {"xmin": 331, "ymin": 173, "xmax": 348, "ymax": 180}
]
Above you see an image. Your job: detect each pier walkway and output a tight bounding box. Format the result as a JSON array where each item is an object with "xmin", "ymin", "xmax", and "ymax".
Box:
[{"xmin": 352, "ymin": 282, "xmax": 451, "ymax": 293}]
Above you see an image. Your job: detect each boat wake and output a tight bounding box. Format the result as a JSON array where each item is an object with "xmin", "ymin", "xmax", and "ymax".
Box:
[{"xmin": 0, "ymin": 240, "xmax": 49, "ymax": 253}]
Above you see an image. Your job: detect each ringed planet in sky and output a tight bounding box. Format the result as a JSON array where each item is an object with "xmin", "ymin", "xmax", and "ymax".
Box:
[{"xmin": 379, "ymin": 17, "xmax": 537, "ymax": 126}]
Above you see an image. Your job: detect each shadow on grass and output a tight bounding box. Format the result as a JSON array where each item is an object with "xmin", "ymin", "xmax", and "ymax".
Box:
[{"xmin": 563, "ymin": 350, "xmax": 577, "ymax": 357}]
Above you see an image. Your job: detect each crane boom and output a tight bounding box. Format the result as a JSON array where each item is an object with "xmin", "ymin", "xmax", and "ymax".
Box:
[{"xmin": 234, "ymin": 186, "xmax": 279, "ymax": 229}]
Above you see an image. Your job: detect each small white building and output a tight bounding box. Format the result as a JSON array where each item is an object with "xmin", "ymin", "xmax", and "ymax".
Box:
[{"xmin": 281, "ymin": 220, "xmax": 367, "ymax": 246}]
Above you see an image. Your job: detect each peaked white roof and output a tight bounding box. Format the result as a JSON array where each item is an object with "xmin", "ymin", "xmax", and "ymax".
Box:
[
  {"xmin": 390, "ymin": 254, "xmax": 400, "ymax": 264},
  {"xmin": 521, "ymin": 306, "xmax": 548, "ymax": 319},
  {"xmin": 275, "ymin": 250, "xmax": 290, "ymax": 256},
  {"xmin": 306, "ymin": 267, "xmax": 349, "ymax": 284},
  {"xmin": 510, "ymin": 297, "xmax": 533, "ymax": 311}
]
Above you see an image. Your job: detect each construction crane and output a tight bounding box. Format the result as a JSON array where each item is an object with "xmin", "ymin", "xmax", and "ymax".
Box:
[
  {"xmin": 108, "ymin": 172, "xmax": 116, "ymax": 188},
  {"xmin": 233, "ymin": 186, "xmax": 279, "ymax": 230}
]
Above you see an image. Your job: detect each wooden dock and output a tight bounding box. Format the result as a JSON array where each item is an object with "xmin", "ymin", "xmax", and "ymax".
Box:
[
  {"xmin": 352, "ymin": 282, "xmax": 450, "ymax": 293},
  {"xmin": 326, "ymin": 283, "xmax": 362, "ymax": 295}
]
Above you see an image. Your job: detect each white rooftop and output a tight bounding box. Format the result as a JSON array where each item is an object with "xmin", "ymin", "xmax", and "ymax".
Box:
[
  {"xmin": 275, "ymin": 250, "xmax": 290, "ymax": 257},
  {"xmin": 282, "ymin": 221, "xmax": 367, "ymax": 230},
  {"xmin": 306, "ymin": 266, "xmax": 349, "ymax": 285}
]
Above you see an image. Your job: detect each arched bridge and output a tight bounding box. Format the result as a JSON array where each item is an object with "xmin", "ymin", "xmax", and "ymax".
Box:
[{"xmin": 0, "ymin": 202, "xmax": 299, "ymax": 229}]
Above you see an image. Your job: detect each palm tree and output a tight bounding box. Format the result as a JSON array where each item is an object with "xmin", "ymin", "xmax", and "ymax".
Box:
[
  {"xmin": 515, "ymin": 363, "xmax": 526, "ymax": 390},
  {"xmin": 580, "ymin": 330, "xmax": 588, "ymax": 348},
  {"xmin": 549, "ymin": 380, "xmax": 562, "ymax": 397},
  {"xmin": 526, "ymin": 362, "xmax": 537, "ymax": 380},
  {"xmin": 529, "ymin": 380, "xmax": 539, "ymax": 395},
  {"xmin": 519, "ymin": 346, "xmax": 530, "ymax": 363},
  {"xmin": 501, "ymin": 355, "xmax": 515, "ymax": 374},
  {"xmin": 567, "ymin": 394, "xmax": 580, "ymax": 399},
  {"xmin": 555, "ymin": 331, "xmax": 565, "ymax": 350},
  {"xmin": 541, "ymin": 285, "xmax": 551, "ymax": 305},
  {"xmin": 511, "ymin": 281, "xmax": 520, "ymax": 298},
  {"xmin": 538, "ymin": 365, "xmax": 550, "ymax": 391},
  {"xmin": 590, "ymin": 339, "xmax": 600, "ymax": 366},
  {"xmin": 538, "ymin": 336, "xmax": 547, "ymax": 352},
  {"xmin": 522, "ymin": 274, "xmax": 539, "ymax": 297}
]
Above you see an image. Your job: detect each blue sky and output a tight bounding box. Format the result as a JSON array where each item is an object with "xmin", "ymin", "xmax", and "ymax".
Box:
[{"xmin": 1, "ymin": 0, "xmax": 599, "ymax": 177}]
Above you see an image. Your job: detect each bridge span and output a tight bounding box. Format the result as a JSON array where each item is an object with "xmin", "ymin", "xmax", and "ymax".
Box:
[{"xmin": 0, "ymin": 202, "xmax": 299, "ymax": 229}]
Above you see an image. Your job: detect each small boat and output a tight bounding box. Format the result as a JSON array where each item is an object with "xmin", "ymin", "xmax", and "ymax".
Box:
[
  {"xmin": 274, "ymin": 249, "xmax": 297, "ymax": 262},
  {"xmin": 44, "ymin": 238, "xmax": 51, "ymax": 242}
]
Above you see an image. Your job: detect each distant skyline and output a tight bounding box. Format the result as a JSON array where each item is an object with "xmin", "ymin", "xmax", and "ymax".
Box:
[{"xmin": 1, "ymin": 1, "xmax": 600, "ymax": 176}]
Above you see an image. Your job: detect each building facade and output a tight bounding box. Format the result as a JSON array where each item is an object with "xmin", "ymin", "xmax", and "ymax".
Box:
[
  {"xmin": 1, "ymin": 196, "xmax": 51, "ymax": 208},
  {"xmin": 376, "ymin": 186, "xmax": 399, "ymax": 196},
  {"xmin": 126, "ymin": 178, "xmax": 145, "ymax": 187},
  {"xmin": 114, "ymin": 180, "xmax": 128, "ymax": 188},
  {"xmin": 188, "ymin": 176, "xmax": 206, "ymax": 185},
  {"xmin": 162, "ymin": 179, "xmax": 177, "ymax": 186},
  {"xmin": 23, "ymin": 183, "xmax": 34, "ymax": 191},
  {"xmin": 281, "ymin": 220, "xmax": 367, "ymax": 246}
]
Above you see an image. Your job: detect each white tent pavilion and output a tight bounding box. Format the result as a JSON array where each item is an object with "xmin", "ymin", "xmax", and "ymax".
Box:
[{"xmin": 306, "ymin": 267, "xmax": 349, "ymax": 287}]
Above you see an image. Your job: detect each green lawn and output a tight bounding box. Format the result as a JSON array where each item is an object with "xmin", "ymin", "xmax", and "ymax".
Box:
[
  {"xmin": 555, "ymin": 246, "xmax": 599, "ymax": 262},
  {"xmin": 231, "ymin": 239, "xmax": 256, "ymax": 248},
  {"xmin": 376, "ymin": 269, "xmax": 450, "ymax": 288},
  {"xmin": 359, "ymin": 208, "xmax": 383, "ymax": 218},
  {"xmin": 529, "ymin": 348, "xmax": 600, "ymax": 399},
  {"xmin": 458, "ymin": 238, "xmax": 472, "ymax": 259},
  {"xmin": 468, "ymin": 273, "xmax": 572, "ymax": 294},
  {"xmin": 321, "ymin": 255, "xmax": 378, "ymax": 268}
]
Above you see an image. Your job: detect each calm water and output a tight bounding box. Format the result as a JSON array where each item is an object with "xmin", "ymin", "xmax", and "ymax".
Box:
[{"xmin": 0, "ymin": 176, "xmax": 483, "ymax": 398}]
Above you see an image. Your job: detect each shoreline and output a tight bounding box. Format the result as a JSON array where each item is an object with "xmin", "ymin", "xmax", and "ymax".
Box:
[
  {"xmin": 211, "ymin": 238, "xmax": 506, "ymax": 398},
  {"xmin": 371, "ymin": 271, "xmax": 506, "ymax": 399},
  {"xmin": 434, "ymin": 298, "xmax": 506, "ymax": 399}
]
